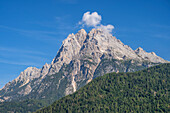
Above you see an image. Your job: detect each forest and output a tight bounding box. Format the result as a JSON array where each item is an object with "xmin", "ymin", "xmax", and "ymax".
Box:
[{"xmin": 36, "ymin": 63, "xmax": 170, "ymax": 113}]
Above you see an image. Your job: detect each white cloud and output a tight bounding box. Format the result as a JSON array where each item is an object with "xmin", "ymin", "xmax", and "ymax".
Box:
[
  {"xmin": 80, "ymin": 11, "xmax": 101, "ymax": 27},
  {"xmin": 97, "ymin": 24, "xmax": 114, "ymax": 33},
  {"xmin": 79, "ymin": 11, "xmax": 114, "ymax": 33}
]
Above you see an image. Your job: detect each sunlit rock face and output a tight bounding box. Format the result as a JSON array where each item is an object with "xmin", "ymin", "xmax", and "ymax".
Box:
[{"xmin": 0, "ymin": 29, "xmax": 168, "ymax": 102}]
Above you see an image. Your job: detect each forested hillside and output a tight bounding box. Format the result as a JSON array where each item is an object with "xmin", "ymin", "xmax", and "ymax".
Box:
[
  {"xmin": 0, "ymin": 99, "xmax": 48, "ymax": 113},
  {"xmin": 36, "ymin": 63, "xmax": 170, "ymax": 113}
]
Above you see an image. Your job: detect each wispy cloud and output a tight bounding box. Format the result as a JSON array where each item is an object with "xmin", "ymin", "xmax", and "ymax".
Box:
[
  {"xmin": 116, "ymin": 24, "xmax": 170, "ymax": 40},
  {"xmin": 0, "ymin": 25, "xmax": 65, "ymax": 42},
  {"xmin": 55, "ymin": 15, "xmax": 75, "ymax": 30},
  {"xmin": 0, "ymin": 47, "xmax": 51, "ymax": 67},
  {"xmin": 0, "ymin": 15, "xmax": 75, "ymax": 68},
  {"xmin": 116, "ymin": 27, "xmax": 143, "ymax": 33},
  {"xmin": 150, "ymin": 24, "xmax": 170, "ymax": 29},
  {"xmin": 0, "ymin": 25, "xmax": 61, "ymax": 34},
  {"xmin": 28, "ymin": 16, "xmax": 73, "ymax": 31},
  {"xmin": 0, "ymin": 58, "xmax": 43, "ymax": 67},
  {"xmin": 150, "ymin": 34, "xmax": 170, "ymax": 40},
  {"xmin": 0, "ymin": 52, "xmax": 49, "ymax": 61},
  {"xmin": 0, "ymin": 47, "xmax": 47, "ymax": 56}
]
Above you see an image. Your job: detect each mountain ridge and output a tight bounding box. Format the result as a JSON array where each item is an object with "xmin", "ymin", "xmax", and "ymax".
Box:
[{"xmin": 0, "ymin": 28, "xmax": 168, "ymax": 102}]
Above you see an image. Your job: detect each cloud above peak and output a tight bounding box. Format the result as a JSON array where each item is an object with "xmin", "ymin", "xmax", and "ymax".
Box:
[
  {"xmin": 82, "ymin": 12, "xmax": 101, "ymax": 27},
  {"xmin": 79, "ymin": 11, "xmax": 114, "ymax": 33},
  {"xmin": 97, "ymin": 24, "xmax": 114, "ymax": 33}
]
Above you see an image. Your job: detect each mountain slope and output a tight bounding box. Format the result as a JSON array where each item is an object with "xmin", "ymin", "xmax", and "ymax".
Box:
[
  {"xmin": 36, "ymin": 63, "xmax": 170, "ymax": 113},
  {"xmin": 0, "ymin": 99, "xmax": 47, "ymax": 113},
  {"xmin": 0, "ymin": 29, "xmax": 168, "ymax": 104}
]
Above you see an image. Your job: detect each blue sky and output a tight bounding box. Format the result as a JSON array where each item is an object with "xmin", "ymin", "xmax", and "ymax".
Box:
[{"xmin": 0, "ymin": 0, "xmax": 170, "ymax": 88}]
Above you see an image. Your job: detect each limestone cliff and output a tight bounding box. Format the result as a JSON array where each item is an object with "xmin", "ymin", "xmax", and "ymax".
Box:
[{"xmin": 0, "ymin": 29, "xmax": 168, "ymax": 102}]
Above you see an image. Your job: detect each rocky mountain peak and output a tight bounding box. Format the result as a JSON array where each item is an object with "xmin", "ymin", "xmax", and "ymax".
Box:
[
  {"xmin": 40, "ymin": 63, "xmax": 51, "ymax": 78},
  {"xmin": 23, "ymin": 67, "xmax": 39, "ymax": 72},
  {"xmin": 16, "ymin": 67, "xmax": 40, "ymax": 82},
  {"xmin": 137, "ymin": 47, "xmax": 143, "ymax": 50},
  {"xmin": 78, "ymin": 29, "xmax": 87, "ymax": 34},
  {"xmin": 135, "ymin": 47, "xmax": 144, "ymax": 52},
  {"xmin": 89, "ymin": 28, "xmax": 102, "ymax": 33},
  {"xmin": 0, "ymin": 28, "xmax": 168, "ymax": 103},
  {"xmin": 62, "ymin": 33, "xmax": 76, "ymax": 45},
  {"xmin": 82, "ymin": 28, "xmax": 140, "ymax": 61},
  {"xmin": 151, "ymin": 52, "xmax": 156, "ymax": 56},
  {"xmin": 75, "ymin": 29, "xmax": 87, "ymax": 46},
  {"xmin": 88, "ymin": 28, "xmax": 104, "ymax": 37},
  {"xmin": 43, "ymin": 63, "xmax": 49, "ymax": 67},
  {"xmin": 135, "ymin": 47, "xmax": 168, "ymax": 63},
  {"xmin": 49, "ymin": 31, "xmax": 82, "ymax": 74},
  {"xmin": 87, "ymin": 28, "xmax": 117, "ymax": 45}
]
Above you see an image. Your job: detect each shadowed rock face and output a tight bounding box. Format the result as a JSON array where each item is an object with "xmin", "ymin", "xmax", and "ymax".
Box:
[{"xmin": 0, "ymin": 29, "xmax": 168, "ymax": 102}]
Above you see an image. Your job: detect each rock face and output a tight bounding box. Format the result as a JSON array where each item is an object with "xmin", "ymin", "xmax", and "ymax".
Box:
[
  {"xmin": 135, "ymin": 47, "xmax": 166, "ymax": 63},
  {"xmin": 0, "ymin": 29, "xmax": 168, "ymax": 103}
]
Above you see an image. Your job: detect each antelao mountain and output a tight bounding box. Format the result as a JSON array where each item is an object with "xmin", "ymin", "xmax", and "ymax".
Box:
[{"xmin": 0, "ymin": 28, "xmax": 168, "ymax": 103}]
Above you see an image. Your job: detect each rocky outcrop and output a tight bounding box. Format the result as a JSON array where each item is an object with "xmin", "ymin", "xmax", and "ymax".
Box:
[
  {"xmin": 135, "ymin": 47, "xmax": 167, "ymax": 63},
  {"xmin": 0, "ymin": 28, "xmax": 168, "ymax": 102},
  {"xmin": 49, "ymin": 32, "xmax": 82, "ymax": 75}
]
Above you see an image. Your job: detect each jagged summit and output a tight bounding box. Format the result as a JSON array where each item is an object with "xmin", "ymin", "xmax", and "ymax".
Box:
[
  {"xmin": 135, "ymin": 47, "xmax": 144, "ymax": 52},
  {"xmin": 135, "ymin": 47, "xmax": 167, "ymax": 63},
  {"xmin": 151, "ymin": 52, "xmax": 156, "ymax": 56},
  {"xmin": 75, "ymin": 29, "xmax": 87, "ymax": 46},
  {"xmin": 78, "ymin": 28, "xmax": 87, "ymax": 34},
  {"xmin": 135, "ymin": 47, "xmax": 156, "ymax": 56},
  {"xmin": 15, "ymin": 67, "xmax": 40, "ymax": 82},
  {"xmin": 0, "ymin": 28, "xmax": 168, "ymax": 102}
]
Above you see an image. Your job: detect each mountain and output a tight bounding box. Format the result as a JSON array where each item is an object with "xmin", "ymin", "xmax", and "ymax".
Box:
[
  {"xmin": 36, "ymin": 63, "xmax": 170, "ymax": 113},
  {"xmin": 0, "ymin": 99, "xmax": 47, "ymax": 113},
  {"xmin": 0, "ymin": 29, "xmax": 168, "ymax": 104}
]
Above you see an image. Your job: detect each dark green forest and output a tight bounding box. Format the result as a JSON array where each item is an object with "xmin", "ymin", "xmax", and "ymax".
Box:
[
  {"xmin": 0, "ymin": 99, "xmax": 48, "ymax": 113},
  {"xmin": 36, "ymin": 63, "xmax": 170, "ymax": 113}
]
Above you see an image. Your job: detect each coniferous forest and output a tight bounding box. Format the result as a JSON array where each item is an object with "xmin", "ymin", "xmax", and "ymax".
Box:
[
  {"xmin": 0, "ymin": 99, "xmax": 47, "ymax": 113},
  {"xmin": 36, "ymin": 63, "xmax": 170, "ymax": 113}
]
